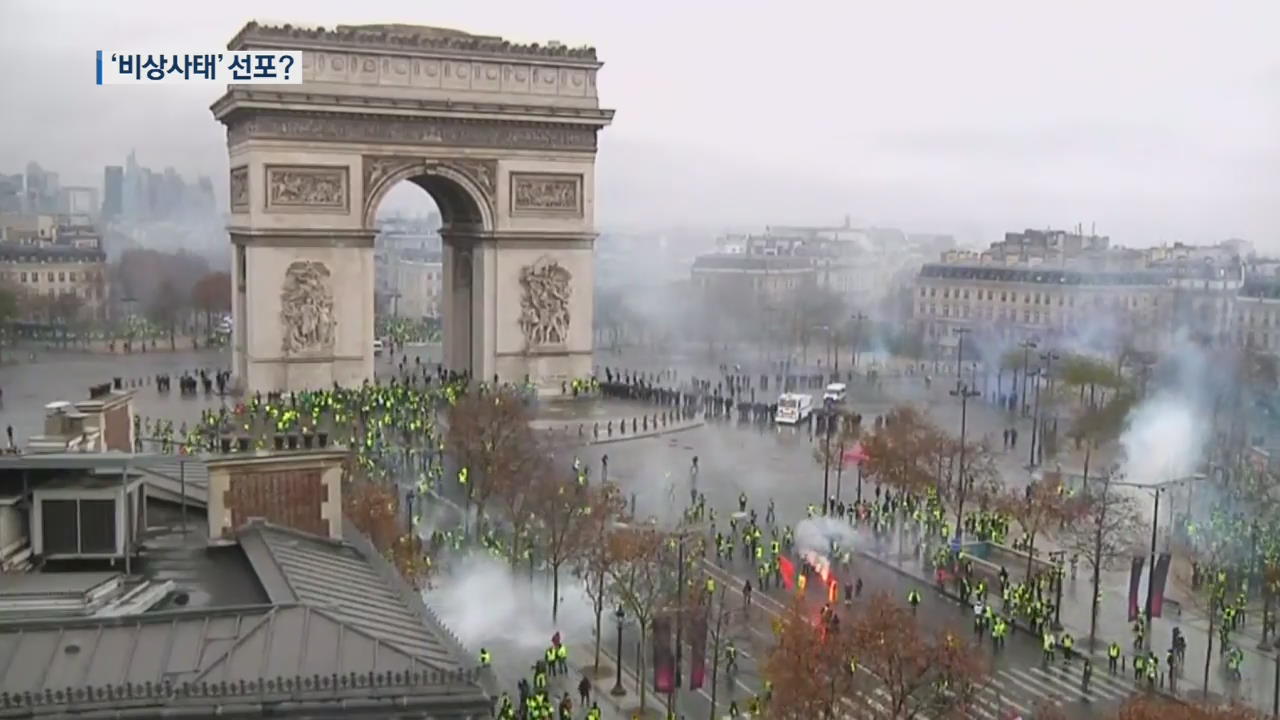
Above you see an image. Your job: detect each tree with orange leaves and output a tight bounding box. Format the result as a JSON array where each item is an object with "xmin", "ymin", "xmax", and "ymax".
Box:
[
  {"xmin": 844, "ymin": 592, "xmax": 989, "ymax": 720},
  {"xmin": 1111, "ymin": 696, "xmax": 1264, "ymax": 720},
  {"xmin": 860, "ymin": 406, "xmax": 946, "ymax": 497},
  {"xmin": 344, "ymin": 479, "xmax": 435, "ymax": 589},
  {"xmin": 762, "ymin": 596, "xmax": 859, "ymax": 720}
]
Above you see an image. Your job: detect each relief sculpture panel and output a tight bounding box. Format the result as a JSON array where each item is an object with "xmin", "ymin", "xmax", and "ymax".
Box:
[
  {"xmin": 265, "ymin": 165, "xmax": 349, "ymax": 212},
  {"xmin": 519, "ymin": 258, "xmax": 572, "ymax": 348},
  {"xmin": 229, "ymin": 166, "xmax": 249, "ymax": 212},
  {"xmin": 510, "ymin": 173, "xmax": 582, "ymax": 215},
  {"xmin": 280, "ymin": 261, "xmax": 337, "ymax": 356}
]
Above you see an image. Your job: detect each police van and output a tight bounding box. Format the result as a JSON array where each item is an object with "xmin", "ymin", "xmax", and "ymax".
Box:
[{"xmin": 775, "ymin": 393, "xmax": 814, "ymax": 424}]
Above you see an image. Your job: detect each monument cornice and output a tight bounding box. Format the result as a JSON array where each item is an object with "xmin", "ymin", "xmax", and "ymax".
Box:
[
  {"xmin": 219, "ymin": 108, "xmax": 601, "ymax": 153},
  {"xmin": 229, "ymin": 227, "xmax": 377, "ymax": 248},
  {"xmin": 229, "ymin": 21, "xmax": 602, "ymax": 67},
  {"xmin": 211, "ymin": 89, "xmax": 614, "ymax": 126}
]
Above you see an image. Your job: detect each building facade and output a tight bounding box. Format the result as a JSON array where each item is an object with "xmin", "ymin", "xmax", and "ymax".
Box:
[
  {"xmin": 690, "ymin": 220, "xmax": 950, "ymax": 312},
  {"xmin": 911, "ymin": 234, "xmax": 1263, "ymax": 359},
  {"xmin": 0, "ymin": 244, "xmax": 109, "ymax": 322}
]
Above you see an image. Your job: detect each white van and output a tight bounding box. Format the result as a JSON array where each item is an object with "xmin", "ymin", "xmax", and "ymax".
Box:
[
  {"xmin": 775, "ymin": 393, "xmax": 814, "ymax": 424},
  {"xmin": 373, "ymin": 339, "xmax": 385, "ymax": 356},
  {"xmin": 823, "ymin": 383, "xmax": 847, "ymax": 404}
]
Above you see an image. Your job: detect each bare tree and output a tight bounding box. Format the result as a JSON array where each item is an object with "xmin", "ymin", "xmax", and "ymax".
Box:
[
  {"xmin": 445, "ymin": 387, "xmax": 541, "ymax": 538},
  {"xmin": 606, "ymin": 524, "xmax": 669, "ymax": 711},
  {"xmin": 538, "ymin": 478, "xmax": 623, "ymax": 622},
  {"xmin": 1059, "ymin": 473, "xmax": 1144, "ymax": 649},
  {"xmin": 996, "ymin": 478, "xmax": 1086, "ymax": 582},
  {"xmin": 579, "ymin": 485, "xmax": 624, "ymax": 673}
]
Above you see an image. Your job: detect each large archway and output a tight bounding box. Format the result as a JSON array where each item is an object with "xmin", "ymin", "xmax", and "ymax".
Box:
[{"xmin": 214, "ymin": 22, "xmax": 613, "ymax": 393}]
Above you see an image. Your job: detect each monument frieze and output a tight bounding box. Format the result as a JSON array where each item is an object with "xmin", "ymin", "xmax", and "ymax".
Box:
[
  {"xmin": 511, "ymin": 172, "xmax": 582, "ymax": 215},
  {"xmin": 227, "ymin": 112, "xmax": 598, "ymax": 152},
  {"xmin": 265, "ymin": 165, "xmax": 349, "ymax": 212},
  {"xmin": 229, "ymin": 166, "xmax": 249, "ymax": 212}
]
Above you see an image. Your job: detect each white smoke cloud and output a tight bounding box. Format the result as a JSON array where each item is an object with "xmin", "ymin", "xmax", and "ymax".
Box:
[
  {"xmin": 426, "ymin": 554, "xmax": 596, "ymax": 656},
  {"xmin": 1118, "ymin": 390, "xmax": 1206, "ymax": 487}
]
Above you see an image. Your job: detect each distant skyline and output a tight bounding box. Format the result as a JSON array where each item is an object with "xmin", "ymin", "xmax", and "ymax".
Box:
[{"xmin": 1, "ymin": 0, "xmax": 1277, "ymax": 249}]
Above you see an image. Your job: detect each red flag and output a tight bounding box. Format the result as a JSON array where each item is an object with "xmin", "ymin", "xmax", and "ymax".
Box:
[
  {"xmin": 842, "ymin": 443, "xmax": 869, "ymax": 466},
  {"xmin": 779, "ymin": 556, "xmax": 795, "ymax": 590}
]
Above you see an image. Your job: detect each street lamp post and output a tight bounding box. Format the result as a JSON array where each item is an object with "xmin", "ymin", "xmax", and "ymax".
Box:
[
  {"xmin": 1030, "ymin": 351, "xmax": 1059, "ymax": 467},
  {"xmin": 954, "ymin": 327, "xmax": 971, "ymax": 383},
  {"xmin": 822, "ymin": 398, "xmax": 835, "ymax": 514},
  {"xmin": 950, "ymin": 382, "xmax": 980, "ymax": 542},
  {"xmin": 1019, "ymin": 339, "xmax": 1038, "ymax": 416},
  {"xmin": 1111, "ymin": 478, "xmax": 1198, "ymax": 652},
  {"xmin": 611, "ymin": 606, "xmax": 626, "ymax": 696},
  {"xmin": 1027, "ymin": 368, "xmax": 1043, "ymax": 468}
]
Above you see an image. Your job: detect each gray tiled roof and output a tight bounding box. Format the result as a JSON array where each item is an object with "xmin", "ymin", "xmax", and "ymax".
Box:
[
  {"xmin": 0, "ymin": 606, "xmax": 403, "ymax": 690},
  {"xmin": 237, "ymin": 523, "xmax": 459, "ymax": 670}
]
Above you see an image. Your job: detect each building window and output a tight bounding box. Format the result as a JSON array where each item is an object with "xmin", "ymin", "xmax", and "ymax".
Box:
[
  {"xmin": 47, "ymin": 272, "xmax": 53, "ymax": 282},
  {"xmin": 920, "ymin": 288, "xmax": 926, "ymax": 298},
  {"xmin": 19, "ymin": 272, "xmax": 26, "ymax": 283},
  {"xmin": 58, "ymin": 272, "xmax": 65, "ymax": 282},
  {"xmin": 1001, "ymin": 292, "xmax": 1008, "ymax": 302},
  {"xmin": 68, "ymin": 272, "xmax": 76, "ymax": 282}
]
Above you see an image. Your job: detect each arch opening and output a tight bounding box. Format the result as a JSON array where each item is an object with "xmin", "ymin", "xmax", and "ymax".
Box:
[{"xmin": 372, "ymin": 171, "xmax": 487, "ymax": 379}]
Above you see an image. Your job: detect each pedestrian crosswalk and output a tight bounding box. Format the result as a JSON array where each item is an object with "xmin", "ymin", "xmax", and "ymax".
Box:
[{"xmin": 837, "ymin": 660, "xmax": 1142, "ymax": 720}]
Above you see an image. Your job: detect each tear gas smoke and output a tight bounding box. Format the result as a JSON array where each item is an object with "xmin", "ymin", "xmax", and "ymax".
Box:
[
  {"xmin": 426, "ymin": 554, "xmax": 596, "ymax": 655},
  {"xmin": 1118, "ymin": 391, "xmax": 1206, "ymax": 487},
  {"xmin": 793, "ymin": 516, "xmax": 873, "ymax": 576}
]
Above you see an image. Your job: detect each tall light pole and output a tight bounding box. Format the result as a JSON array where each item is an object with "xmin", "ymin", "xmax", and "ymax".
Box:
[
  {"xmin": 1018, "ymin": 339, "xmax": 1038, "ymax": 416},
  {"xmin": 822, "ymin": 397, "xmax": 836, "ymax": 513},
  {"xmin": 1029, "ymin": 351, "xmax": 1059, "ymax": 467},
  {"xmin": 1027, "ymin": 368, "xmax": 1043, "ymax": 468},
  {"xmin": 954, "ymin": 327, "xmax": 971, "ymax": 383},
  {"xmin": 950, "ymin": 382, "xmax": 980, "ymax": 542},
  {"xmin": 1110, "ymin": 476, "xmax": 1200, "ymax": 651}
]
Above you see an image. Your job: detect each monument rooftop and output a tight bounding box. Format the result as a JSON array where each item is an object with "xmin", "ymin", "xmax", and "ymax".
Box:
[{"xmin": 231, "ymin": 20, "xmax": 600, "ymax": 63}]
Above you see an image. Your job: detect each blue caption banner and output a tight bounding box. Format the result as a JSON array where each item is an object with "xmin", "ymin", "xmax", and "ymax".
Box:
[{"xmin": 97, "ymin": 51, "xmax": 303, "ymax": 85}]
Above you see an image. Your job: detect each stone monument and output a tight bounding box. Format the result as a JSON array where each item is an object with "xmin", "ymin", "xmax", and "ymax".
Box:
[{"xmin": 212, "ymin": 22, "xmax": 613, "ymax": 392}]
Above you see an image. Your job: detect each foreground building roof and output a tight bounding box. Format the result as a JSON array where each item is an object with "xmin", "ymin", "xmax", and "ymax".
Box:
[{"xmin": 0, "ymin": 604, "xmax": 486, "ymax": 718}]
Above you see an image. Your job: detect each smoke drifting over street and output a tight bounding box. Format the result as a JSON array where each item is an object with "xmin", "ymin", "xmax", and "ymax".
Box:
[{"xmin": 428, "ymin": 555, "xmax": 596, "ymax": 655}]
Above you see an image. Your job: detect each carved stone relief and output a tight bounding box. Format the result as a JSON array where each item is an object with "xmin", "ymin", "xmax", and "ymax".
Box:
[
  {"xmin": 510, "ymin": 173, "xmax": 582, "ymax": 215},
  {"xmin": 518, "ymin": 258, "xmax": 572, "ymax": 348},
  {"xmin": 265, "ymin": 165, "xmax": 349, "ymax": 212},
  {"xmin": 228, "ymin": 112, "xmax": 597, "ymax": 152},
  {"xmin": 280, "ymin": 261, "xmax": 337, "ymax": 355},
  {"xmin": 229, "ymin": 166, "xmax": 249, "ymax": 212}
]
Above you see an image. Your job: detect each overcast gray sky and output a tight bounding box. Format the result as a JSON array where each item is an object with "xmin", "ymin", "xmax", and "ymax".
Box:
[{"xmin": 1, "ymin": 0, "xmax": 1276, "ymax": 248}]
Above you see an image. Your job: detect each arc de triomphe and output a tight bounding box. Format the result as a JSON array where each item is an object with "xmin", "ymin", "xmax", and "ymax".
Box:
[{"xmin": 212, "ymin": 22, "xmax": 613, "ymax": 393}]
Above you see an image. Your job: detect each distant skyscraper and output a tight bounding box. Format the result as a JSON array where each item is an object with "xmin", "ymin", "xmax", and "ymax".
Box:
[{"xmin": 103, "ymin": 166, "xmax": 123, "ymax": 218}]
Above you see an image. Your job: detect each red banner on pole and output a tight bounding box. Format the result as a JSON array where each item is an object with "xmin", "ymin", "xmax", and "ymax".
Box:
[
  {"xmin": 689, "ymin": 608, "xmax": 707, "ymax": 690},
  {"xmin": 653, "ymin": 615, "xmax": 674, "ymax": 693}
]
